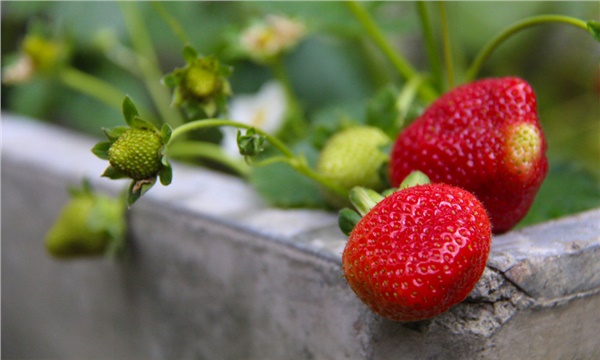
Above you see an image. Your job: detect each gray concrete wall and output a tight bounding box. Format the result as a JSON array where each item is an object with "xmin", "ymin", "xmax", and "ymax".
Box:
[{"xmin": 2, "ymin": 114, "xmax": 599, "ymax": 359}]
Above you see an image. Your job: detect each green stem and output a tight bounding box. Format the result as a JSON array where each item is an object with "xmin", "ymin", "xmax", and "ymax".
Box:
[
  {"xmin": 270, "ymin": 55, "xmax": 307, "ymax": 139},
  {"xmin": 439, "ymin": 1, "xmax": 454, "ymax": 89},
  {"xmin": 169, "ymin": 119, "xmax": 348, "ymax": 198},
  {"xmin": 345, "ymin": 0, "xmax": 438, "ymax": 103},
  {"xmin": 152, "ymin": 2, "xmax": 191, "ymax": 45},
  {"xmin": 119, "ymin": 2, "xmax": 185, "ymax": 128},
  {"xmin": 466, "ymin": 15, "xmax": 589, "ymax": 82},
  {"xmin": 416, "ymin": 1, "xmax": 443, "ymax": 93},
  {"xmin": 58, "ymin": 67, "xmax": 155, "ymax": 121},
  {"xmin": 166, "ymin": 141, "xmax": 250, "ymax": 176}
]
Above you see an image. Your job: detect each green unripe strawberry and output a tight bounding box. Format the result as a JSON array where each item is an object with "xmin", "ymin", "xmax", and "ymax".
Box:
[
  {"xmin": 45, "ymin": 192, "xmax": 122, "ymax": 258},
  {"xmin": 108, "ymin": 128, "xmax": 164, "ymax": 181},
  {"xmin": 185, "ymin": 66, "xmax": 221, "ymax": 98},
  {"xmin": 317, "ymin": 126, "xmax": 390, "ymax": 206}
]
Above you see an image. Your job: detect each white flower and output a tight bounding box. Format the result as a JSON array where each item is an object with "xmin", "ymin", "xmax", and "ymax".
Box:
[
  {"xmin": 240, "ymin": 15, "xmax": 306, "ymax": 63},
  {"xmin": 222, "ymin": 81, "xmax": 287, "ymax": 158},
  {"xmin": 2, "ymin": 55, "xmax": 34, "ymax": 85}
]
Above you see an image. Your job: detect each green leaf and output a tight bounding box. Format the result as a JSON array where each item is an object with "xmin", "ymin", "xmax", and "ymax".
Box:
[
  {"xmin": 349, "ymin": 187, "xmax": 384, "ymax": 217},
  {"xmin": 399, "ymin": 170, "xmax": 430, "ymax": 190},
  {"xmin": 339, "ymin": 208, "xmax": 362, "ymax": 236},
  {"xmin": 129, "ymin": 115, "xmax": 156, "ymax": 131},
  {"xmin": 366, "ymin": 85, "xmax": 401, "ymax": 137},
  {"xmin": 159, "ymin": 160, "xmax": 173, "ymax": 186},
  {"xmin": 248, "ymin": 143, "xmax": 328, "ymax": 208},
  {"xmin": 101, "ymin": 165, "xmax": 127, "ymax": 180},
  {"xmin": 127, "ymin": 178, "xmax": 156, "ymax": 207},
  {"xmin": 161, "ymin": 73, "xmax": 179, "ymax": 88},
  {"xmin": 102, "ymin": 126, "xmax": 128, "ymax": 142},
  {"xmin": 182, "ymin": 44, "xmax": 198, "ymax": 64},
  {"xmin": 518, "ymin": 160, "xmax": 600, "ymax": 228},
  {"xmin": 160, "ymin": 123, "xmax": 172, "ymax": 143},
  {"xmin": 122, "ymin": 96, "xmax": 139, "ymax": 127},
  {"xmin": 587, "ymin": 20, "xmax": 600, "ymax": 42},
  {"xmin": 91, "ymin": 141, "xmax": 111, "ymax": 160}
]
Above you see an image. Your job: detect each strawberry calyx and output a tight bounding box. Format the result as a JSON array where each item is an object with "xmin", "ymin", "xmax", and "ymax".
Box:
[
  {"xmin": 162, "ymin": 45, "xmax": 232, "ymax": 119},
  {"xmin": 339, "ymin": 171, "xmax": 430, "ymax": 235}
]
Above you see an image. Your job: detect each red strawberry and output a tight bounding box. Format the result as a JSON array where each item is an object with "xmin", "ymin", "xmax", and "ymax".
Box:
[
  {"xmin": 389, "ymin": 77, "xmax": 548, "ymax": 233},
  {"xmin": 342, "ymin": 183, "xmax": 492, "ymax": 322}
]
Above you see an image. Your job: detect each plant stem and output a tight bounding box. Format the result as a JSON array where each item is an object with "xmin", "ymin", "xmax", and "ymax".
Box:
[
  {"xmin": 152, "ymin": 2, "xmax": 191, "ymax": 45},
  {"xmin": 416, "ymin": 1, "xmax": 443, "ymax": 93},
  {"xmin": 58, "ymin": 67, "xmax": 155, "ymax": 121},
  {"xmin": 169, "ymin": 119, "xmax": 349, "ymax": 198},
  {"xmin": 466, "ymin": 15, "xmax": 589, "ymax": 82},
  {"xmin": 270, "ymin": 55, "xmax": 307, "ymax": 139},
  {"xmin": 166, "ymin": 141, "xmax": 250, "ymax": 176},
  {"xmin": 439, "ymin": 1, "xmax": 454, "ymax": 89},
  {"xmin": 345, "ymin": 0, "xmax": 438, "ymax": 103},
  {"xmin": 119, "ymin": 2, "xmax": 185, "ymax": 128}
]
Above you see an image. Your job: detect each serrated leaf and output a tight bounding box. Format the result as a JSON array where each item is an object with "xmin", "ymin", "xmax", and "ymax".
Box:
[
  {"xmin": 122, "ymin": 96, "xmax": 139, "ymax": 127},
  {"xmin": 91, "ymin": 141, "xmax": 111, "ymax": 160},
  {"xmin": 183, "ymin": 44, "xmax": 198, "ymax": 64},
  {"xmin": 102, "ymin": 126, "xmax": 128, "ymax": 141},
  {"xmin": 587, "ymin": 20, "xmax": 600, "ymax": 42},
  {"xmin": 101, "ymin": 165, "xmax": 127, "ymax": 180}
]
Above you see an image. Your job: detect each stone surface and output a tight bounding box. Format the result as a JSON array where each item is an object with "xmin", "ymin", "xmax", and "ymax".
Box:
[{"xmin": 2, "ymin": 114, "xmax": 600, "ymax": 359}]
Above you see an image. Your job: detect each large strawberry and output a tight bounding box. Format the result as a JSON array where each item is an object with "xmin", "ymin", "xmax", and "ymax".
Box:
[
  {"xmin": 389, "ymin": 77, "xmax": 548, "ymax": 233},
  {"xmin": 342, "ymin": 183, "xmax": 492, "ymax": 322}
]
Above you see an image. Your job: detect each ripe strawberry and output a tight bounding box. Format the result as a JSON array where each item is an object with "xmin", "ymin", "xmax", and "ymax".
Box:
[
  {"xmin": 389, "ymin": 77, "xmax": 548, "ymax": 233},
  {"xmin": 317, "ymin": 126, "xmax": 390, "ymax": 205},
  {"xmin": 342, "ymin": 183, "xmax": 492, "ymax": 322},
  {"xmin": 108, "ymin": 128, "xmax": 164, "ymax": 181}
]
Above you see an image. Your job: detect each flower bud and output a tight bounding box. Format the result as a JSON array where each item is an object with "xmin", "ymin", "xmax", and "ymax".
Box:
[{"xmin": 240, "ymin": 15, "xmax": 306, "ymax": 63}]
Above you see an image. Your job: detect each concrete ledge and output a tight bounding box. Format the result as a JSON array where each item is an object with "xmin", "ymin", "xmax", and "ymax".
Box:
[{"xmin": 2, "ymin": 114, "xmax": 599, "ymax": 359}]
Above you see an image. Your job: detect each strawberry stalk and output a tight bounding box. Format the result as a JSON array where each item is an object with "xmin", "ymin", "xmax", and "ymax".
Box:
[
  {"xmin": 119, "ymin": 2, "xmax": 185, "ymax": 128},
  {"xmin": 168, "ymin": 119, "xmax": 349, "ymax": 199},
  {"xmin": 416, "ymin": 2, "xmax": 443, "ymax": 93},
  {"xmin": 345, "ymin": 0, "xmax": 439, "ymax": 103},
  {"xmin": 466, "ymin": 15, "xmax": 593, "ymax": 82},
  {"xmin": 165, "ymin": 141, "xmax": 251, "ymax": 177},
  {"xmin": 438, "ymin": 1, "xmax": 455, "ymax": 90},
  {"xmin": 58, "ymin": 67, "xmax": 159, "ymax": 124}
]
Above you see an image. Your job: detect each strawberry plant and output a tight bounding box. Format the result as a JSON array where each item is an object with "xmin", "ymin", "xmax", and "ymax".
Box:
[{"xmin": 2, "ymin": 2, "xmax": 598, "ymax": 321}]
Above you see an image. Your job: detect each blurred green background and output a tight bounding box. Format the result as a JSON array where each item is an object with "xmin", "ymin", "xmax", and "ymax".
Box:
[{"xmin": 2, "ymin": 1, "xmax": 599, "ymax": 226}]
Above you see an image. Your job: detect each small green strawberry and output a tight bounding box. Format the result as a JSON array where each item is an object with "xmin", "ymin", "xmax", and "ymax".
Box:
[
  {"xmin": 92, "ymin": 96, "xmax": 173, "ymax": 206},
  {"xmin": 317, "ymin": 126, "xmax": 390, "ymax": 206},
  {"xmin": 162, "ymin": 45, "xmax": 232, "ymax": 118},
  {"xmin": 108, "ymin": 128, "xmax": 163, "ymax": 181},
  {"xmin": 45, "ymin": 181, "xmax": 125, "ymax": 259}
]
